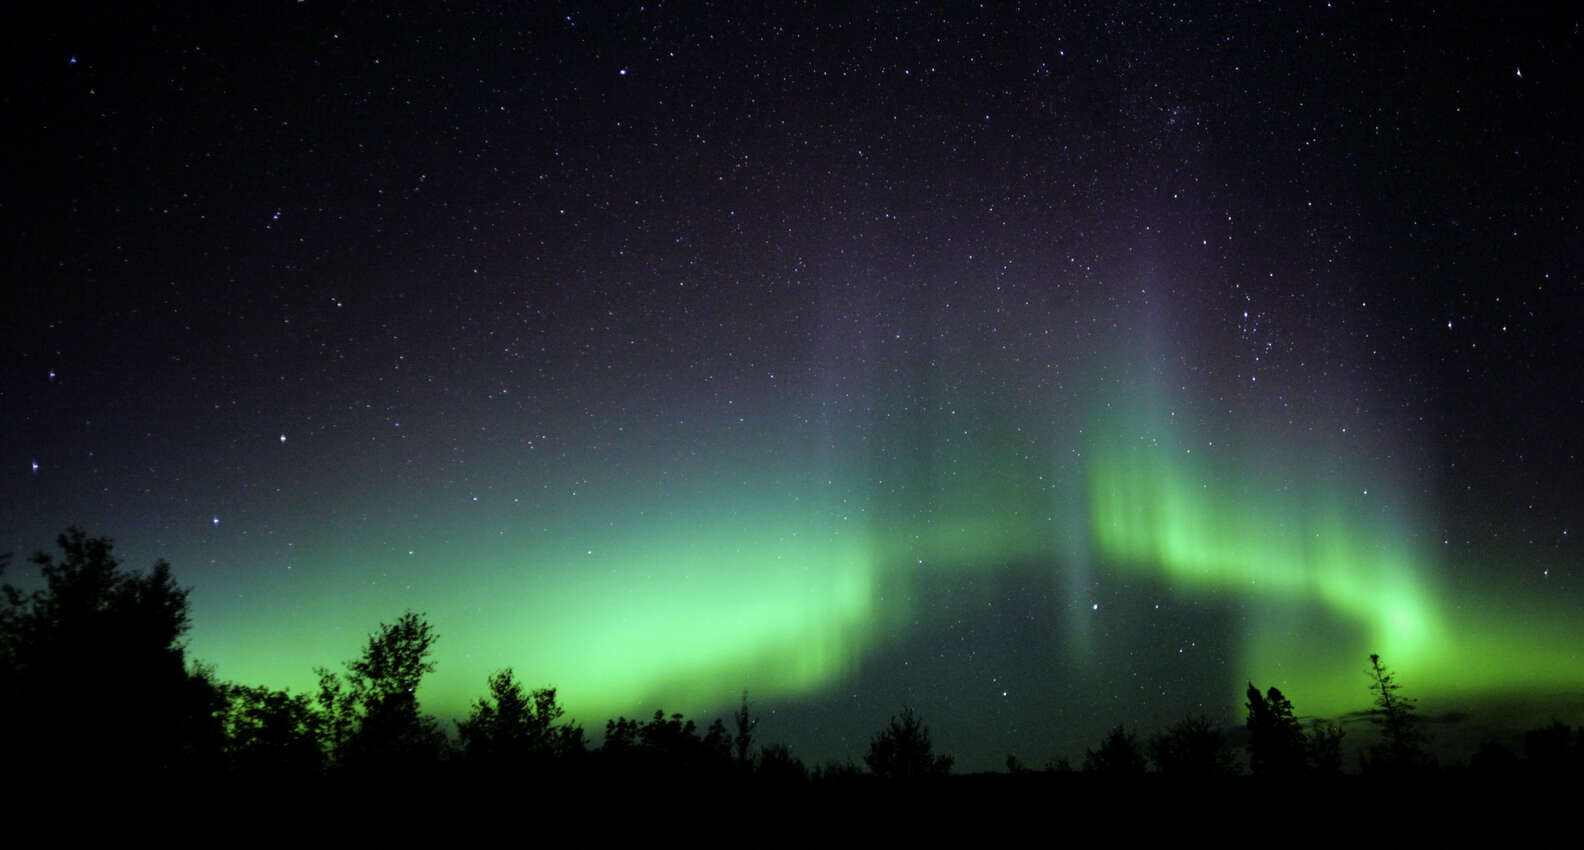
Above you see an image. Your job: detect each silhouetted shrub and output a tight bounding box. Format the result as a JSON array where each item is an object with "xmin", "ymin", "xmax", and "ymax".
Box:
[
  {"xmin": 864, "ymin": 707, "xmax": 953, "ymax": 779},
  {"xmin": 1083, "ymin": 724, "xmax": 1147, "ymax": 776},
  {"xmin": 757, "ymin": 743, "xmax": 808, "ymax": 783},
  {"xmin": 1306, "ymin": 719, "xmax": 1346, "ymax": 775},
  {"xmin": 1523, "ymin": 720, "xmax": 1580, "ymax": 780},
  {"xmin": 1148, "ymin": 715, "xmax": 1239, "ymax": 777}
]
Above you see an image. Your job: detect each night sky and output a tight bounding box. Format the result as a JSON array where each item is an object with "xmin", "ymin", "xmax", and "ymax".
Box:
[{"xmin": 4, "ymin": 3, "xmax": 1580, "ymax": 771}]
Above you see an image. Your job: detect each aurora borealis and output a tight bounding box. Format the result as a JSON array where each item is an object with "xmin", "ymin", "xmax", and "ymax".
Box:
[{"xmin": 4, "ymin": 3, "xmax": 1580, "ymax": 770}]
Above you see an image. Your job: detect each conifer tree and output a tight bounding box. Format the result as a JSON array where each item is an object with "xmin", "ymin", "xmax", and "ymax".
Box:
[{"xmin": 1362, "ymin": 653, "xmax": 1428, "ymax": 772}]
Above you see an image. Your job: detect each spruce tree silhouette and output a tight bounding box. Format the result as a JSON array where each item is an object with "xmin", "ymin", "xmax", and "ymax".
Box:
[
  {"xmin": 0, "ymin": 529, "xmax": 223, "ymax": 785},
  {"xmin": 1361, "ymin": 653, "xmax": 1429, "ymax": 773},
  {"xmin": 864, "ymin": 707, "xmax": 953, "ymax": 779},
  {"xmin": 733, "ymin": 690, "xmax": 756, "ymax": 766}
]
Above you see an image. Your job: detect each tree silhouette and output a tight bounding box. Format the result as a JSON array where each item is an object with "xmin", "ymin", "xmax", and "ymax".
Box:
[
  {"xmin": 1245, "ymin": 683, "xmax": 1307, "ymax": 776},
  {"xmin": 1306, "ymin": 719, "xmax": 1346, "ymax": 775},
  {"xmin": 864, "ymin": 707, "xmax": 953, "ymax": 779},
  {"xmin": 0, "ymin": 529, "xmax": 222, "ymax": 782},
  {"xmin": 602, "ymin": 715, "xmax": 643, "ymax": 754},
  {"xmin": 220, "ymin": 683, "xmax": 324, "ymax": 783},
  {"xmin": 456, "ymin": 668, "xmax": 583, "ymax": 768},
  {"xmin": 599, "ymin": 709, "xmax": 731, "ymax": 779},
  {"xmin": 1522, "ymin": 720, "xmax": 1579, "ymax": 780},
  {"xmin": 732, "ymin": 690, "xmax": 756, "ymax": 766},
  {"xmin": 1148, "ymin": 715, "xmax": 1239, "ymax": 777},
  {"xmin": 315, "ymin": 611, "xmax": 447, "ymax": 775},
  {"xmin": 757, "ymin": 743, "xmax": 808, "ymax": 783},
  {"xmin": 1083, "ymin": 724, "xmax": 1147, "ymax": 776},
  {"xmin": 1361, "ymin": 653, "xmax": 1429, "ymax": 773}
]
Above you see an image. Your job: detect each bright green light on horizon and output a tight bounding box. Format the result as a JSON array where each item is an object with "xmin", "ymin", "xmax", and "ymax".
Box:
[
  {"xmin": 439, "ymin": 510, "xmax": 886, "ymax": 722},
  {"xmin": 186, "ymin": 482, "xmax": 901, "ymax": 730}
]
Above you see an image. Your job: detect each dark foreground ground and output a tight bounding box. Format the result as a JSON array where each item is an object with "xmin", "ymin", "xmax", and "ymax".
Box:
[{"xmin": 10, "ymin": 768, "xmax": 1574, "ymax": 846}]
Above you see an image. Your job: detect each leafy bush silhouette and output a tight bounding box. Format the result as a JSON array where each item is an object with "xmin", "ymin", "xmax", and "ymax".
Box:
[
  {"xmin": 1306, "ymin": 719, "xmax": 1346, "ymax": 775},
  {"xmin": 864, "ymin": 707, "xmax": 953, "ymax": 779},
  {"xmin": 757, "ymin": 743, "xmax": 808, "ymax": 783},
  {"xmin": 1148, "ymin": 715, "xmax": 1239, "ymax": 777},
  {"xmin": 1522, "ymin": 720, "xmax": 1580, "ymax": 780},
  {"xmin": 1083, "ymin": 724, "xmax": 1147, "ymax": 776}
]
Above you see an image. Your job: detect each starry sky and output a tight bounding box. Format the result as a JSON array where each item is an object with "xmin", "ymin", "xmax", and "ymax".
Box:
[{"xmin": 3, "ymin": 3, "xmax": 1580, "ymax": 771}]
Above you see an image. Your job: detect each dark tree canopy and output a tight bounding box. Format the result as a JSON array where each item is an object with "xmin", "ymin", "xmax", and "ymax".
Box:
[
  {"xmin": 220, "ymin": 683, "xmax": 324, "ymax": 783},
  {"xmin": 0, "ymin": 529, "xmax": 221, "ymax": 781},
  {"xmin": 864, "ymin": 707, "xmax": 953, "ymax": 779},
  {"xmin": 456, "ymin": 668, "xmax": 583, "ymax": 766},
  {"xmin": 599, "ymin": 708, "xmax": 732, "ymax": 779}
]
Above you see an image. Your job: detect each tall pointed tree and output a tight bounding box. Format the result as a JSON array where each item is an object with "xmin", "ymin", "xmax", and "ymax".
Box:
[{"xmin": 1362, "ymin": 653, "xmax": 1428, "ymax": 772}]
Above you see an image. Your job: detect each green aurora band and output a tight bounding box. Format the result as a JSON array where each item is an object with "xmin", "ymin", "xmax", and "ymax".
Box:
[{"xmin": 187, "ymin": 381, "xmax": 1583, "ymax": 736}]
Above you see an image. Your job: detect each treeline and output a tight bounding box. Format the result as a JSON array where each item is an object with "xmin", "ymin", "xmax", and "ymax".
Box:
[{"xmin": 2, "ymin": 530, "xmax": 1580, "ymax": 837}]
